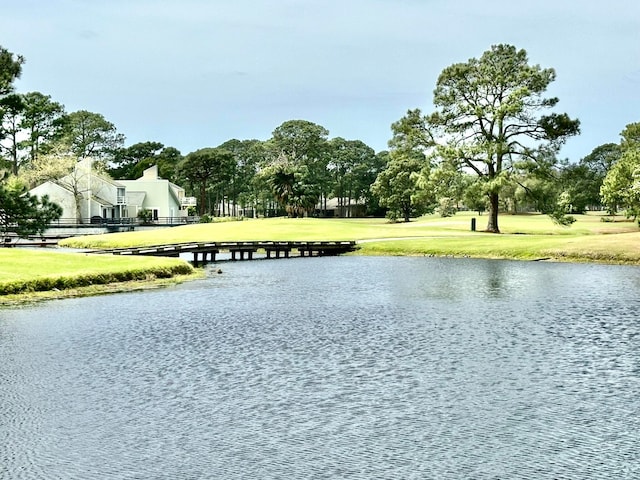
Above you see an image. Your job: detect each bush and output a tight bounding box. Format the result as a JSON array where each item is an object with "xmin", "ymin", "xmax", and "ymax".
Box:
[
  {"xmin": 137, "ymin": 209, "xmax": 154, "ymax": 224},
  {"xmin": 437, "ymin": 197, "xmax": 457, "ymax": 217}
]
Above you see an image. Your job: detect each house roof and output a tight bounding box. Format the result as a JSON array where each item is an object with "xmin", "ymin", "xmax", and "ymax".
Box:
[
  {"xmin": 126, "ymin": 191, "xmax": 146, "ymax": 207},
  {"xmin": 91, "ymin": 193, "xmax": 114, "ymax": 207}
]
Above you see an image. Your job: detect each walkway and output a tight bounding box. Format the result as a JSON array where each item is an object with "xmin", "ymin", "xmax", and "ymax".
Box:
[{"xmin": 88, "ymin": 240, "xmax": 358, "ymax": 264}]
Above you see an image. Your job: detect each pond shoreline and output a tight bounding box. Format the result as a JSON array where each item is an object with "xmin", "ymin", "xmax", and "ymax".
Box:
[
  {"xmin": 3, "ymin": 213, "xmax": 640, "ymax": 306},
  {"xmin": 0, "ymin": 271, "xmax": 205, "ymax": 307},
  {"xmin": 3, "ymin": 246, "xmax": 639, "ymax": 307}
]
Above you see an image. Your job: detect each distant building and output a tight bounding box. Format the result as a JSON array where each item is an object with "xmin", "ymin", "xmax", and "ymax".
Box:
[
  {"xmin": 29, "ymin": 159, "xmax": 196, "ymax": 225},
  {"xmin": 315, "ymin": 197, "xmax": 367, "ymax": 218},
  {"xmin": 119, "ymin": 165, "xmax": 196, "ymax": 222}
]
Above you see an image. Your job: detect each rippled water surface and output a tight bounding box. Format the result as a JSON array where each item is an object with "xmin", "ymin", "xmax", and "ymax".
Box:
[{"xmin": 1, "ymin": 256, "xmax": 639, "ymax": 479}]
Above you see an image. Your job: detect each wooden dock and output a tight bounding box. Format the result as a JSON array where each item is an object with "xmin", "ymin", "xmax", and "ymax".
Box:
[{"xmin": 88, "ymin": 240, "xmax": 358, "ymax": 264}]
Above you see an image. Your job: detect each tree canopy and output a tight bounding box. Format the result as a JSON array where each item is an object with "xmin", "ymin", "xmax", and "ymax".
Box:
[
  {"xmin": 1, "ymin": 45, "xmax": 62, "ymax": 237},
  {"xmin": 5, "ymin": 42, "xmax": 640, "ymax": 226},
  {"xmin": 0, "ymin": 173, "xmax": 62, "ymax": 239},
  {"xmin": 178, "ymin": 148, "xmax": 235, "ymax": 215},
  {"xmin": 601, "ymin": 122, "xmax": 640, "ymax": 218},
  {"xmin": 57, "ymin": 110, "xmax": 125, "ymax": 159},
  {"xmin": 0, "ymin": 46, "xmax": 23, "ymax": 96},
  {"xmin": 394, "ymin": 44, "xmax": 580, "ymax": 231}
]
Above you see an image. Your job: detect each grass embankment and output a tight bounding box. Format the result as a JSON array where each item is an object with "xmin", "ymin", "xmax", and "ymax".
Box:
[
  {"xmin": 0, "ymin": 249, "xmax": 200, "ymax": 306},
  {"xmin": 59, "ymin": 212, "xmax": 640, "ymax": 265}
]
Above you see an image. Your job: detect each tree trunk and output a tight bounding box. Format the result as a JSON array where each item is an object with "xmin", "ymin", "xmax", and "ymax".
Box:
[
  {"xmin": 486, "ymin": 192, "xmax": 500, "ymax": 233},
  {"xmin": 199, "ymin": 185, "xmax": 207, "ymax": 215},
  {"xmin": 74, "ymin": 192, "xmax": 84, "ymax": 224}
]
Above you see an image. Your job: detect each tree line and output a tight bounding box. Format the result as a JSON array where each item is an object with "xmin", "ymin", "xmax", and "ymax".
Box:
[{"xmin": 2, "ymin": 42, "xmax": 640, "ymax": 238}]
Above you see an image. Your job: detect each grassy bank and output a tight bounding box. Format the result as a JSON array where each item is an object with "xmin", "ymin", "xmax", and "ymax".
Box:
[
  {"xmin": 357, "ymin": 231, "xmax": 640, "ymax": 263},
  {"xmin": 59, "ymin": 212, "xmax": 640, "ymax": 264},
  {"xmin": 0, "ymin": 249, "xmax": 200, "ymax": 305}
]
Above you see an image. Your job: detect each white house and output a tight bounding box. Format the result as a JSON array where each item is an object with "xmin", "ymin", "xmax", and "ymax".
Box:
[
  {"xmin": 119, "ymin": 165, "xmax": 196, "ymax": 222},
  {"xmin": 29, "ymin": 159, "xmax": 196, "ymax": 224}
]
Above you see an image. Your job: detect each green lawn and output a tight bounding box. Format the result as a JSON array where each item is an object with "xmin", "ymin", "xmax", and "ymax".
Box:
[
  {"xmin": 358, "ymin": 231, "xmax": 640, "ymax": 263},
  {"xmin": 0, "ymin": 249, "xmax": 196, "ymax": 299},
  {"xmin": 60, "ymin": 212, "xmax": 638, "ymax": 248},
  {"xmin": 57, "ymin": 212, "xmax": 640, "ymax": 264}
]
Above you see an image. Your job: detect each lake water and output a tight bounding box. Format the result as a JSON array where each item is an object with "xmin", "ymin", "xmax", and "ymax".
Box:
[{"xmin": 1, "ymin": 256, "xmax": 639, "ymax": 479}]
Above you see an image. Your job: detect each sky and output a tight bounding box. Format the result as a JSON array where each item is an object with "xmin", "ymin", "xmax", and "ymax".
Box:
[{"xmin": 1, "ymin": 0, "xmax": 639, "ymax": 161}]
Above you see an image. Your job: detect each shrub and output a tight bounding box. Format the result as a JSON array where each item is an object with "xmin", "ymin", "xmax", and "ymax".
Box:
[
  {"xmin": 437, "ymin": 197, "xmax": 457, "ymax": 217},
  {"xmin": 137, "ymin": 209, "xmax": 154, "ymax": 224}
]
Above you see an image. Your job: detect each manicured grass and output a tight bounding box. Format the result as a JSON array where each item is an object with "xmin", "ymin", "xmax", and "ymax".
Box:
[
  {"xmin": 59, "ymin": 212, "xmax": 638, "ymax": 249},
  {"xmin": 0, "ymin": 249, "xmax": 197, "ymax": 299},
  {"xmin": 357, "ymin": 232, "xmax": 640, "ymax": 263},
  {"xmin": 57, "ymin": 212, "xmax": 640, "ymax": 264}
]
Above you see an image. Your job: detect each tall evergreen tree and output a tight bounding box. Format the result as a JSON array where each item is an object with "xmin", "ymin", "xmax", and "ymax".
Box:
[{"xmin": 391, "ymin": 44, "xmax": 580, "ymax": 232}]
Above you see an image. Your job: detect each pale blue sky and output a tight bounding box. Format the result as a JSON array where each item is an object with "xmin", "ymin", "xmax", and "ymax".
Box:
[{"xmin": 1, "ymin": 0, "xmax": 639, "ymax": 160}]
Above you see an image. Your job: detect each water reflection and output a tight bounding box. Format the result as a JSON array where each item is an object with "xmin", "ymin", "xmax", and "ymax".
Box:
[{"xmin": 1, "ymin": 257, "xmax": 639, "ymax": 479}]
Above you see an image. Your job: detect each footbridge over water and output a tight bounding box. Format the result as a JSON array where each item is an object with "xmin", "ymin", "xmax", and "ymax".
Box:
[{"xmin": 88, "ymin": 240, "xmax": 358, "ymax": 264}]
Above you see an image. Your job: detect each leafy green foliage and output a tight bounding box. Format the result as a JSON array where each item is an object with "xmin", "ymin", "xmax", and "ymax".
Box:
[
  {"xmin": 56, "ymin": 110, "xmax": 124, "ymax": 159},
  {"xmin": 400, "ymin": 44, "xmax": 581, "ymax": 232},
  {"xmin": 371, "ymin": 154, "xmax": 434, "ymax": 222},
  {"xmin": 0, "ymin": 175, "xmax": 62, "ymax": 239},
  {"xmin": 19, "ymin": 91, "xmax": 66, "ymax": 163},
  {"xmin": 259, "ymin": 160, "xmax": 319, "ymax": 217},
  {"xmin": 268, "ymin": 120, "xmax": 330, "ymax": 211},
  {"xmin": 328, "ymin": 137, "xmax": 382, "ymax": 216},
  {"xmin": 217, "ymin": 139, "xmax": 264, "ymax": 217},
  {"xmin": 178, "ymin": 147, "xmax": 235, "ymax": 215},
  {"xmin": 137, "ymin": 208, "xmax": 153, "ymax": 224},
  {"xmin": 600, "ymin": 122, "xmax": 640, "ymax": 219},
  {"xmin": 559, "ymin": 163, "xmax": 601, "ymax": 213},
  {"xmin": 0, "ymin": 93, "xmax": 24, "ymax": 174},
  {"xmin": 109, "ymin": 141, "xmax": 164, "ymax": 179},
  {"xmin": 0, "ymin": 46, "xmax": 23, "ymax": 96}
]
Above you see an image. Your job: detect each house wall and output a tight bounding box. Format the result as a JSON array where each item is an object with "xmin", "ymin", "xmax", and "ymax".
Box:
[
  {"xmin": 30, "ymin": 180, "xmax": 121, "ymax": 221},
  {"xmin": 30, "ymin": 162, "xmax": 191, "ymax": 224},
  {"xmin": 30, "ymin": 159, "xmax": 126, "ymax": 221},
  {"xmin": 30, "ymin": 182, "xmax": 78, "ymax": 220},
  {"xmin": 119, "ymin": 179, "xmax": 181, "ymax": 218}
]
